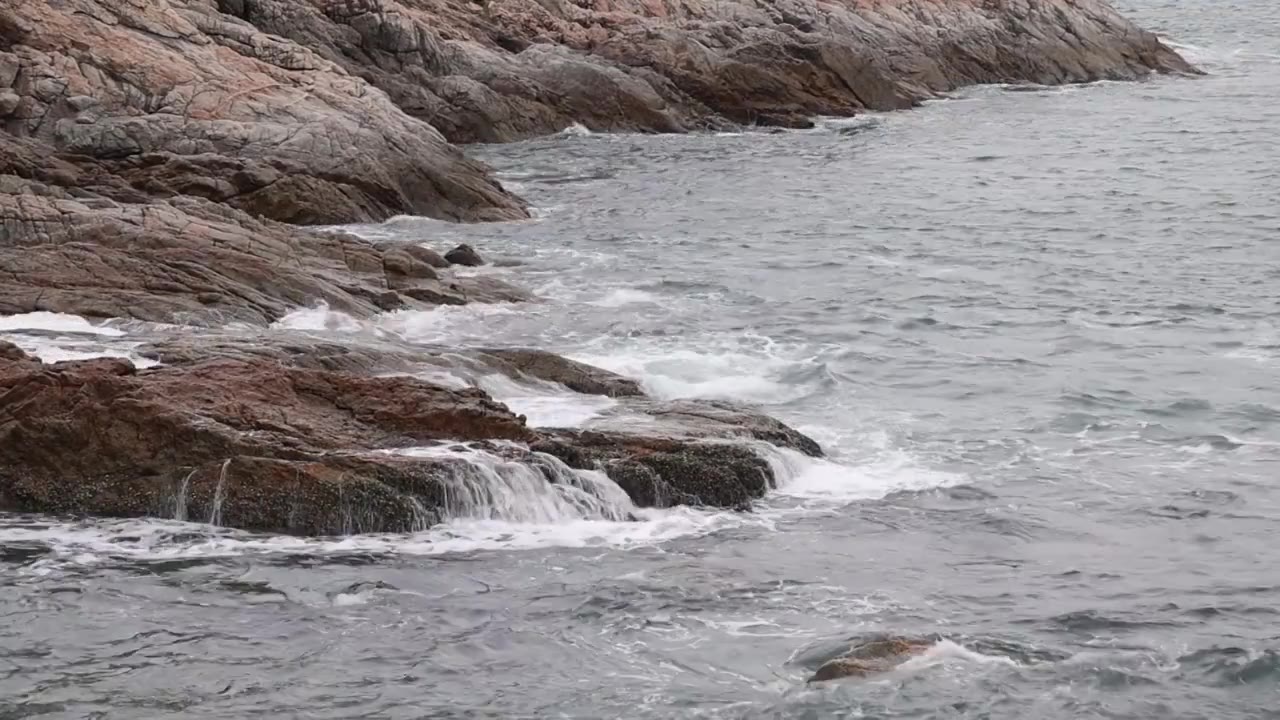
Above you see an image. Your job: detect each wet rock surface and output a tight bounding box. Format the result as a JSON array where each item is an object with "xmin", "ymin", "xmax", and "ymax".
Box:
[
  {"xmin": 445, "ymin": 243, "xmax": 486, "ymax": 267},
  {"xmin": 807, "ymin": 635, "xmax": 937, "ymax": 682},
  {"xmin": 0, "ymin": 334, "xmax": 825, "ymax": 533}
]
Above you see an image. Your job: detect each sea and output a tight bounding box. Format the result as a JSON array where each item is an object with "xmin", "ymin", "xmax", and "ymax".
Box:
[{"xmin": 2, "ymin": 0, "xmax": 1278, "ymax": 716}]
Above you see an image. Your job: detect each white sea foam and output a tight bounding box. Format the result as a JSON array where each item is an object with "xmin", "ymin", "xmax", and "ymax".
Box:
[
  {"xmin": 754, "ymin": 444, "xmax": 966, "ymax": 508},
  {"xmin": 0, "ymin": 311, "xmax": 160, "ymax": 367},
  {"xmin": 895, "ymin": 640, "xmax": 1021, "ymax": 673},
  {"xmin": 2, "ymin": 339, "xmax": 161, "ymax": 368},
  {"xmin": 2, "ymin": 506, "xmax": 763, "ymax": 569},
  {"xmin": 569, "ymin": 347, "xmax": 804, "ymax": 404},
  {"xmin": 0, "ymin": 311, "xmax": 127, "ymax": 336},
  {"xmin": 477, "ymin": 373, "xmax": 616, "ymax": 427},
  {"xmin": 270, "ymin": 303, "xmax": 364, "ymax": 332},
  {"xmin": 588, "ymin": 288, "xmax": 660, "ymax": 308},
  {"xmin": 559, "ymin": 123, "xmax": 593, "ymax": 137}
]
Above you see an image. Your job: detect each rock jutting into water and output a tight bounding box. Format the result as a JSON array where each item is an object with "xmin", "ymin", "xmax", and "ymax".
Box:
[
  {"xmin": 0, "ymin": 337, "xmax": 824, "ymax": 534},
  {"xmin": 0, "ymin": 0, "xmax": 1193, "ymax": 534}
]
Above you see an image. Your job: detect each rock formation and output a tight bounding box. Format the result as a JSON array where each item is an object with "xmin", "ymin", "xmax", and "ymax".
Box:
[
  {"xmin": 0, "ymin": 0, "xmax": 1193, "ymax": 533},
  {"xmin": 0, "ymin": 336, "xmax": 823, "ymax": 533},
  {"xmin": 229, "ymin": 0, "xmax": 1196, "ymax": 141},
  {"xmin": 0, "ymin": 0, "xmax": 526, "ymax": 224}
]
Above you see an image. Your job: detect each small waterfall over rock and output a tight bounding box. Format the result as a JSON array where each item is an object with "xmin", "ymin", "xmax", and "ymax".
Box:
[
  {"xmin": 172, "ymin": 468, "xmax": 196, "ymax": 522},
  {"xmin": 208, "ymin": 459, "xmax": 231, "ymax": 526},
  {"xmin": 399, "ymin": 446, "xmax": 638, "ymax": 524}
]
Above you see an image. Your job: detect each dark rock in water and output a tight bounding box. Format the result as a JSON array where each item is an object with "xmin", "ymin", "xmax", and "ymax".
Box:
[
  {"xmin": 445, "ymin": 244, "xmax": 486, "ymax": 267},
  {"xmin": 580, "ymin": 398, "xmax": 824, "ymax": 457},
  {"xmin": 474, "ymin": 348, "xmax": 645, "ymax": 398},
  {"xmin": 808, "ymin": 636, "xmax": 935, "ymax": 682}
]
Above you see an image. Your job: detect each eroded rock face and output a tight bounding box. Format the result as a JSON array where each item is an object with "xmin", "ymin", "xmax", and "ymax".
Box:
[
  {"xmin": 0, "ymin": 0, "xmax": 526, "ymax": 224},
  {"xmin": 227, "ymin": 0, "xmax": 1195, "ymax": 142}
]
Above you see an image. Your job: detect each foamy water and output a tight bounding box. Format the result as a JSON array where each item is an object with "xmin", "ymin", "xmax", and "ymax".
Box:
[{"xmin": 5, "ymin": 3, "xmax": 1280, "ymax": 716}]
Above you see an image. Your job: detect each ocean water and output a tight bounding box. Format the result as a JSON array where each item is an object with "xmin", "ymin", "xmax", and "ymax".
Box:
[{"xmin": 3, "ymin": 0, "xmax": 1280, "ymax": 716}]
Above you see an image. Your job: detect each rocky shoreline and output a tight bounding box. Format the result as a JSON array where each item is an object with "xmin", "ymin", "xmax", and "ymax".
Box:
[{"xmin": 0, "ymin": 0, "xmax": 1192, "ymax": 534}]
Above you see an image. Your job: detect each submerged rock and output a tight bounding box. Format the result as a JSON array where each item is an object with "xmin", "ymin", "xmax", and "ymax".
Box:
[
  {"xmin": 473, "ymin": 348, "xmax": 645, "ymax": 398},
  {"xmin": 808, "ymin": 636, "xmax": 935, "ymax": 682}
]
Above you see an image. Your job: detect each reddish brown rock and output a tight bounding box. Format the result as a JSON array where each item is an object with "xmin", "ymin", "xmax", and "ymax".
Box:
[
  {"xmin": 0, "ymin": 340, "xmax": 826, "ymax": 533},
  {"xmin": 0, "ymin": 351, "xmax": 534, "ymax": 534}
]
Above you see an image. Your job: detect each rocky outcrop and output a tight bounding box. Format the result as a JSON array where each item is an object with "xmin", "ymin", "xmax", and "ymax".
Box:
[
  {"xmin": 0, "ymin": 340, "xmax": 824, "ymax": 533},
  {"xmin": 227, "ymin": 0, "xmax": 1195, "ymax": 142},
  {"xmin": 0, "ymin": 133, "xmax": 529, "ymax": 324},
  {"xmin": 0, "ymin": 0, "xmax": 526, "ymax": 224}
]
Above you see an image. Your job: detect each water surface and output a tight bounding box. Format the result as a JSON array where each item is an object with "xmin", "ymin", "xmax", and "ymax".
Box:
[{"xmin": 3, "ymin": 1, "xmax": 1280, "ymax": 716}]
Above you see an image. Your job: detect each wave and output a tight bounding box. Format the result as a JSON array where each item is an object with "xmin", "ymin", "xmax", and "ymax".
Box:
[{"xmin": 0, "ymin": 311, "xmax": 161, "ymax": 367}]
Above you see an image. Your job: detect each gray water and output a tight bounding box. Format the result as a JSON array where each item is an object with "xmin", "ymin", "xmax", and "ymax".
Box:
[{"xmin": 4, "ymin": 1, "xmax": 1280, "ymax": 717}]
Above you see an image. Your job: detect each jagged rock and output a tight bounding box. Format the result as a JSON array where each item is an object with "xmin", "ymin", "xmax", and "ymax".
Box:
[
  {"xmin": 445, "ymin": 243, "xmax": 486, "ymax": 267},
  {"xmin": 0, "ymin": 0, "xmax": 526, "ymax": 224},
  {"xmin": 0, "ymin": 339, "xmax": 31, "ymax": 362},
  {"xmin": 808, "ymin": 636, "xmax": 935, "ymax": 682}
]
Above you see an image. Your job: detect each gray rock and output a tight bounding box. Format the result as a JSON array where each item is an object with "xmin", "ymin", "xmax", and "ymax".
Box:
[
  {"xmin": 0, "ymin": 91, "xmax": 18, "ymax": 117},
  {"xmin": 445, "ymin": 244, "xmax": 485, "ymax": 267}
]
